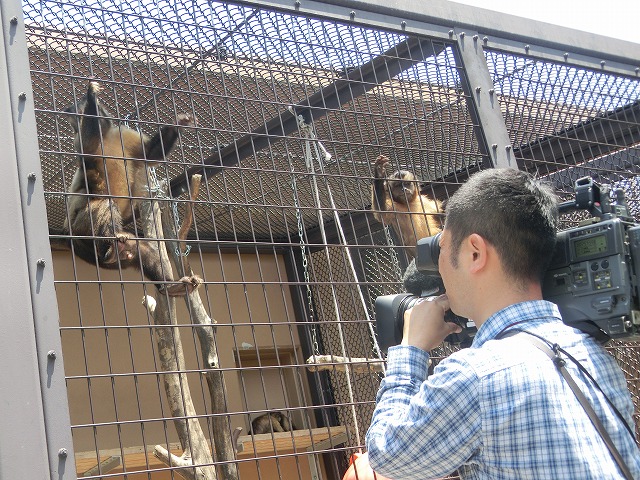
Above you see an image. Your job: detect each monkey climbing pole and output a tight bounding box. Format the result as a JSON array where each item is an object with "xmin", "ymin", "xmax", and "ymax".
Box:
[{"xmin": 140, "ymin": 171, "xmax": 239, "ymax": 480}]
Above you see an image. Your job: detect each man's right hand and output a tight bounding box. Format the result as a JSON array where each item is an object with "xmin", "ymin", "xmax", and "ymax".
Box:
[{"xmin": 401, "ymin": 294, "xmax": 462, "ymax": 352}]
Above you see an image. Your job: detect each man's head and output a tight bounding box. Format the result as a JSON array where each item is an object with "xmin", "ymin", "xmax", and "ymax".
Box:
[{"xmin": 443, "ymin": 168, "xmax": 558, "ymax": 285}]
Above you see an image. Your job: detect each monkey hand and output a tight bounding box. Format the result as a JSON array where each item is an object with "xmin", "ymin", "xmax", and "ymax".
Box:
[
  {"xmin": 374, "ymin": 155, "xmax": 389, "ymax": 177},
  {"xmin": 162, "ymin": 275, "xmax": 203, "ymax": 296},
  {"xmin": 88, "ymin": 80, "xmax": 102, "ymax": 96},
  {"xmin": 177, "ymin": 113, "xmax": 195, "ymax": 127}
]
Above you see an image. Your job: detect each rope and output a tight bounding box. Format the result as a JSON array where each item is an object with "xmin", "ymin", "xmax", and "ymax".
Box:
[{"xmin": 293, "ymin": 111, "xmax": 385, "ymax": 446}]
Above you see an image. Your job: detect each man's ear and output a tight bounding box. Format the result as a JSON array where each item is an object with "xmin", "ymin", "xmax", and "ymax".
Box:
[{"xmin": 466, "ymin": 233, "xmax": 488, "ymax": 273}]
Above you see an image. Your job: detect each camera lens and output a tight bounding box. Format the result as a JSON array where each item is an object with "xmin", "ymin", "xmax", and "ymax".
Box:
[
  {"xmin": 416, "ymin": 232, "xmax": 442, "ymax": 274},
  {"xmin": 375, "ymin": 291, "xmax": 476, "ymax": 352},
  {"xmin": 375, "ymin": 294, "xmax": 418, "ymax": 353}
]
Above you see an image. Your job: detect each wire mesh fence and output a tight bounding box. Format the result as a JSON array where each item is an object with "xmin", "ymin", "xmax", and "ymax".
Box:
[{"xmin": 13, "ymin": 0, "xmax": 640, "ymax": 478}]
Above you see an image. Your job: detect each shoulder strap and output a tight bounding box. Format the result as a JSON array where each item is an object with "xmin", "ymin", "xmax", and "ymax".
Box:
[{"xmin": 500, "ymin": 331, "xmax": 634, "ymax": 480}]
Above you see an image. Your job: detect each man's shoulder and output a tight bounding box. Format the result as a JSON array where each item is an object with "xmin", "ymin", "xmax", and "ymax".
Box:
[
  {"xmin": 441, "ymin": 337, "xmax": 531, "ymax": 378},
  {"xmin": 447, "ymin": 322, "xmax": 616, "ymax": 380}
]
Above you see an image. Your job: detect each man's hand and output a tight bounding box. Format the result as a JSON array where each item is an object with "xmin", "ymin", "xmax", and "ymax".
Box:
[{"xmin": 401, "ymin": 295, "xmax": 462, "ymax": 352}]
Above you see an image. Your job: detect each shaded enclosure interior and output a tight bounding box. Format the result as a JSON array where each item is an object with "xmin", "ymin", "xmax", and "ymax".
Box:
[{"xmin": 20, "ymin": 0, "xmax": 640, "ymax": 478}]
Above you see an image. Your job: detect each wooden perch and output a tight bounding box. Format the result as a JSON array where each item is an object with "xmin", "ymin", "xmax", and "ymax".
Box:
[
  {"xmin": 161, "ymin": 174, "xmax": 239, "ymax": 480},
  {"xmin": 306, "ymin": 355, "xmax": 385, "ymax": 374},
  {"xmin": 140, "ymin": 194, "xmax": 217, "ymax": 480}
]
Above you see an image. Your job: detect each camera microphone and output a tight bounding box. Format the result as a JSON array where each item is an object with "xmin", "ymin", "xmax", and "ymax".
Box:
[{"xmin": 402, "ymin": 259, "xmax": 444, "ymax": 296}]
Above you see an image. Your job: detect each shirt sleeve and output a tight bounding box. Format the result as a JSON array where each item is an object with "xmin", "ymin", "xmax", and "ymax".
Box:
[{"xmin": 366, "ymin": 345, "xmax": 481, "ymax": 479}]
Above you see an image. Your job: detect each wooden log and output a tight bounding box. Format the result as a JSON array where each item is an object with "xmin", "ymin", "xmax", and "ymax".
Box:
[
  {"xmin": 161, "ymin": 175, "xmax": 239, "ymax": 480},
  {"xmin": 305, "ymin": 355, "xmax": 385, "ymax": 374},
  {"xmin": 140, "ymin": 195, "xmax": 217, "ymax": 480}
]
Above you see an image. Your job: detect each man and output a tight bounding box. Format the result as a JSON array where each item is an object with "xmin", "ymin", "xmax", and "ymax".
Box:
[{"xmin": 366, "ymin": 168, "xmax": 640, "ymax": 479}]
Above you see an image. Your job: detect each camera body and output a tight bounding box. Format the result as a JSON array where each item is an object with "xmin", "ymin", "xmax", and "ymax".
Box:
[
  {"xmin": 543, "ymin": 194, "xmax": 640, "ymax": 341},
  {"xmin": 375, "ymin": 177, "xmax": 640, "ymax": 352}
]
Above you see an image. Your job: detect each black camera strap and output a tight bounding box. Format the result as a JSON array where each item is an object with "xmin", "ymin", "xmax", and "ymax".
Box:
[{"xmin": 498, "ymin": 330, "xmax": 635, "ymax": 480}]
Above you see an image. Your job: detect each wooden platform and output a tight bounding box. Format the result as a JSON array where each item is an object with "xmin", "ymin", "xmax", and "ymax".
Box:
[{"xmin": 75, "ymin": 426, "xmax": 348, "ymax": 477}]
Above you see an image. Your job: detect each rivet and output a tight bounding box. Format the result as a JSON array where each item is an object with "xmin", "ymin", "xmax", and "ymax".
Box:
[
  {"xmin": 563, "ymin": 52, "xmax": 569, "ymax": 61},
  {"xmin": 58, "ymin": 448, "xmax": 68, "ymax": 458},
  {"xmin": 37, "ymin": 258, "xmax": 46, "ymax": 267},
  {"xmin": 400, "ymin": 21, "xmax": 406, "ymax": 29},
  {"xmin": 635, "ymin": 67, "xmax": 640, "ymax": 76},
  {"xmin": 349, "ymin": 10, "xmax": 355, "ymax": 19},
  {"xmin": 48, "ymin": 350, "xmax": 57, "ymax": 359},
  {"xmin": 600, "ymin": 60, "xmax": 606, "ymax": 69},
  {"xmin": 525, "ymin": 45, "xmax": 530, "ymax": 53},
  {"xmin": 492, "ymin": 144, "xmax": 498, "ymax": 150},
  {"xmin": 294, "ymin": 0, "xmax": 300, "ymax": 8},
  {"xmin": 488, "ymin": 88, "xmax": 495, "ymax": 96},
  {"xmin": 10, "ymin": 16, "xmax": 18, "ymax": 25},
  {"xmin": 448, "ymin": 30, "xmax": 454, "ymax": 38},
  {"xmin": 473, "ymin": 34, "xmax": 478, "ymax": 42},
  {"xmin": 483, "ymin": 36, "xmax": 488, "ymax": 45},
  {"xmin": 505, "ymin": 145, "xmax": 512, "ymax": 151},
  {"xmin": 28, "ymin": 172, "xmax": 37, "ymax": 181},
  {"xmin": 475, "ymin": 86, "xmax": 481, "ymax": 94},
  {"xmin": 460, "ymin": 32, "xmax": 465, "ymax": 38},
  {"xmin": 18, "ymin": 92, "xmax": 27, "ymax": 100}
]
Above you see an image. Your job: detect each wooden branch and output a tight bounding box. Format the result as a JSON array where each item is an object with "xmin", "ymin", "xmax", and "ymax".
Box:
[
  {"xmin": 176, "ymin": 173, "xmax": 201, "ymax": 274},
  {"xmin": 160, "ymin": 176, "xmax": 239, "ymax": 480},
  {"xmin": 306, "ymin": 355, "xmax": 385, "ymax": 374},
  {"xmin": 153, "ymin": 445, "xmax": 211, "ymax": 480},
  {"xmin": 178, "ymin": 174, "xmax": 201, "ymax": 244},
  {"xmin": 81, "ymin": 455, "xmax": 121, "ymax": 477},
  {"xmin": 140, "ymin": 197, "xmax": 217, "ymax": 480}
]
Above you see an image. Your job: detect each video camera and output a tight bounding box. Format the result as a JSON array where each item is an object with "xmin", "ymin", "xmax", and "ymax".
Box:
[{"xmin": 375, "ymin": 177, "xmax": 640, "ymax": 352}]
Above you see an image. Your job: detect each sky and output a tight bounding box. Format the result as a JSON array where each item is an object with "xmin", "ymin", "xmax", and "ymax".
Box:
[{"xmin": 452, "ymin": 0, "xmax": 640, "ymax": 45}]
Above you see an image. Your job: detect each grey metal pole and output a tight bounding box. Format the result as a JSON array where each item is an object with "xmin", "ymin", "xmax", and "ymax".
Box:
[
  {"xmin": 453, "ymin": 30, "xmax": 516, "ymax": 169},
  {"xmin": 0, "ymin": 1, "xmax": 77, "ymax": 479}
]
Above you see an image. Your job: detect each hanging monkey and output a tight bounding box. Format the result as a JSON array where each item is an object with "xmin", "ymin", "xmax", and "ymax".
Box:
[
  {"xmin": 63, "ymin": 81, "xmax": 201, "ymax": 296},
  {"xmin": 250, "ymin": 412, "xmax": 296, "ymax": 434},
  {"xmin": 371, "ymin": 155, "xmax": 443, "ymax": 259}
]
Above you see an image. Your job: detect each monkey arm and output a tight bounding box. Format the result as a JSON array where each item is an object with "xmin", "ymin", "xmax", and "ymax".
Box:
[
  {"xmin": 79, "ymin": 82, "xmax": 112, "ymax": 159},
  {"xmin": 372, "ymin": 156, "xmax": 390, "ymax": 222},
  {"xmin": 144, "ymin": 113, "xmax": 194, "ymax": 160}
]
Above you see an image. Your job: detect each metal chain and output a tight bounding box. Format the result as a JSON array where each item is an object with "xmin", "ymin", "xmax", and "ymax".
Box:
[
  {"xmin": 146, "ymin": 167, "xmax": 191, "ymax": 257},
  {"xmin": 292, "ymin": 171, "xmax": 320, "ymax": 356}
]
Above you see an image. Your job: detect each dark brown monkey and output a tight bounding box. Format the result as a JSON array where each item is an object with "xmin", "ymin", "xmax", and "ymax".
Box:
[
  {"xmin": 251, "ymin": 412, "xmax": 295, "ymax": 434},
  {"xmin": 371, "ymin": 155, "xmax": 443, "ymax": 259},
  {"xmin": 63, "ymin": 81, "xmax": 200, "ymax": 296}
]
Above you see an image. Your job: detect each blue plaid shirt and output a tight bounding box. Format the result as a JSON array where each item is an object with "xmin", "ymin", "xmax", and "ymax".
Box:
[{"xmin": 366, "ymin": 300, "xmax": 640, "ymax": 479}]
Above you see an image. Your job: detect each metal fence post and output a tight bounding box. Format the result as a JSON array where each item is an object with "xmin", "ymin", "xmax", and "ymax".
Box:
[
  {"xmin": 453, "ymin": 30, "xmax": 516, "ymax": 169},
  {"xmin": 0, "ymin": 1, "xmax": 76, "ymax": 479}
]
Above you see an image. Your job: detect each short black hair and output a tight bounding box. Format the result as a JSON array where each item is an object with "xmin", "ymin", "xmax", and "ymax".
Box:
[{"xmin": 444, "ymin": 168, "xmax": 558, "ymax": 284}]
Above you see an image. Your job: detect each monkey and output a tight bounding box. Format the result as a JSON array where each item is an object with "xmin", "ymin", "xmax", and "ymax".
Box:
[
  {"xmin": 371, "ymin": 155, "xmax": 443, "ymax": 259},
  {"xmin": 250, "ymin": 412, "xmax": 296, "ymax": 435},
  {"xmin": 62, "ymin": 81, "xmax": 200, "ymax": 296}
]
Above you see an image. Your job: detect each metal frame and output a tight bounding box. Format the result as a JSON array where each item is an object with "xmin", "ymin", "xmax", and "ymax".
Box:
[
  {"xmin": 170, "ymin": 36, "xmax": 446, "ymax": 197},
  {"xmin": 5, "ymin": 0, "xmax": 640, "ymax": 478},
  {"xmin": 0, "ymin": 2, "xmax": 76, "ymax": 479},
  {"xmin": 233, "ymin": 0, "xmax": 640, "ymax": 76}
]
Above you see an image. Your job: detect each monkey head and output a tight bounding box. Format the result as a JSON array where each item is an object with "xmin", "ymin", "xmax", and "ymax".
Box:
[{"xmin": 388, "ymin": 170, "xmax": 418, "ymax": 205}]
